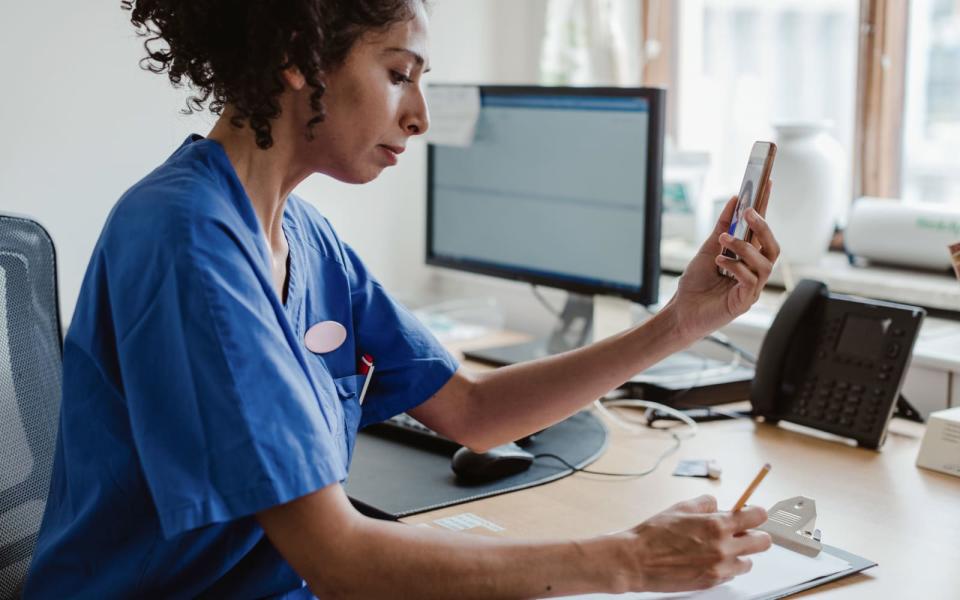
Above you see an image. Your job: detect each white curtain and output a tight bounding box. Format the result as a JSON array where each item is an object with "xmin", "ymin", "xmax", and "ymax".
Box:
[{"xmin": 540, "ymin": 0, "xmax": 644, "ymax": 86}]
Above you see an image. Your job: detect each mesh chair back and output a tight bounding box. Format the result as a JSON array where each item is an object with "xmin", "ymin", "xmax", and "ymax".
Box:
[{"xmin": 0, "ymin": 215, "xmax": 62, "ymax": 599}]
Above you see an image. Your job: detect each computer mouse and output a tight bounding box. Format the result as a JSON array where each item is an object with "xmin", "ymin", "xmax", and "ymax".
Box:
[{"xmin": 450, "ymin": 442, "xmax": 535, "ymax": 483}]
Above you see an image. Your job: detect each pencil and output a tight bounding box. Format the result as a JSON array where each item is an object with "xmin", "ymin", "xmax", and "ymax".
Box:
[{"xmin": 732, "ymin": 463, "xmax": 771, "ymax": 512}]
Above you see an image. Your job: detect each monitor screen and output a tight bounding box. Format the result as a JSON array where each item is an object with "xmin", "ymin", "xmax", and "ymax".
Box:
[{"xmin": 427, "ymin": 86, "xmax": 664, "ymax": 305}]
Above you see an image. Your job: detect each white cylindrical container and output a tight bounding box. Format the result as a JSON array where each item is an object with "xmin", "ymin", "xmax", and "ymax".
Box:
[
  {"xmin": 767, "ymin": 122, "xmax": 848, "ymax": 265},
  {"xmin": 845, "ymin": 198, "xmax": 960, "ymax": 270}
]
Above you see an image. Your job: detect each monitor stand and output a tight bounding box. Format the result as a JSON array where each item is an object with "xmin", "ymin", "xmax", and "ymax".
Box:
[{"xmin": 463, "ymin": 293, "xmax": 595, "ymax": 365}]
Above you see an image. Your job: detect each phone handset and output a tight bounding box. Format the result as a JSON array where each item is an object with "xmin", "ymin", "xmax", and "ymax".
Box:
[{"xmin": 750, "ymin": 279, "xmax": 828, "ymax": 418}]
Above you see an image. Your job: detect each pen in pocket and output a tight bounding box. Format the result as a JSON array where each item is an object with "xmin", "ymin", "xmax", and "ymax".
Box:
[{"xmin": 358, "ymin": 353, "xmax": 374, "ymax": 406}]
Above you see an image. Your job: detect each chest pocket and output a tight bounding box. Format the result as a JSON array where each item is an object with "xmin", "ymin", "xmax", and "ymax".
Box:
[{"xmin": 334, "ymin": 374, "xmax": 365, "ymax": 466}]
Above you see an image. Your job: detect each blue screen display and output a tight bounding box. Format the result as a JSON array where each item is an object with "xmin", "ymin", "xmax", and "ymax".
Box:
[{"xmin": 431, "ymin": 93, "xmax": 652, "ymax": 291}]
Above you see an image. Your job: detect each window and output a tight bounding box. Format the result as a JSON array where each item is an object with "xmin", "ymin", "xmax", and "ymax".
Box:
[
  {"xmin": 537, "ymin": 0, "xmax": 953, "ymax": 208},
  {"xmin": 902, "ymin": 0, "xmax": 960, "ymax": 204},
  {"xmin": 675, "ymin": 0, "xmax": 860, "ymax": 200}
]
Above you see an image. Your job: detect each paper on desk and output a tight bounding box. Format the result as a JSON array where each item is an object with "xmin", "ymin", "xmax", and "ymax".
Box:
[
  {"xmin": 553, "ymin": 544, "xmax": 851, "ymax": 600},
  {"xmin": 412, "ymin": 310, "xmax": 489, "ymax": 343},
  {"xmin": 425, "ymin": 85, "xmax": 480, "ymax": 147}
]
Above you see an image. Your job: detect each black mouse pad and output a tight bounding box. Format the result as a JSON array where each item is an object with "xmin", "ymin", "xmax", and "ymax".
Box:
[{"xmin": 344, "ymin": 410, "xmax": 608, "ymax": 518}]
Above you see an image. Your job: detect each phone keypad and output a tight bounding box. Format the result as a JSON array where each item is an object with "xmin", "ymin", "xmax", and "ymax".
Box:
[
  {"xmin": 793, "ymin": 377, "xmax": 888, "ymax": 433},
  {"xmin": 792, "ymin": 314, "xmax": 904, "ymax": 438}
]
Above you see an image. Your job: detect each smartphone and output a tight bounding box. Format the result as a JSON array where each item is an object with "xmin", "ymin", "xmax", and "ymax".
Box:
[{"xmin": 720, "ymin": 141, "xmax": 777, "ymax": 272}]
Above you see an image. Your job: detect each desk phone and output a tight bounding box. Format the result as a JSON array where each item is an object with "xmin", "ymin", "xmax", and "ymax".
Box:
[{"xmin": 751, "ymin": 279, "xmax": 925, "ymax": 449}]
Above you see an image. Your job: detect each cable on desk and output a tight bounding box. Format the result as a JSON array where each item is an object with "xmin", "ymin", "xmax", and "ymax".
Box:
[
  {"xmin": 609, "ymin": 385, "xmax": 754, "ymax": 424},
  {"xmin": 535, "ymin": 430, "xmax": 681, "ymax": 478},
  {"xmin": 596, "ymin": 398, "xmax": 699, "ymax": 438},
  {"xmin": 670, "ymin": 405, "xmax": 754, "ymax": 421},
  {"xmin": 530, "ymin": 399, "xmax": 696, "ymax": 479}
]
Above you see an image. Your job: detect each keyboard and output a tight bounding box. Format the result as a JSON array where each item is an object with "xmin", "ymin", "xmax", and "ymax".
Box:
[
  {"xmin": 367, "ymin": 413, "xmax": 463, "ymax": 453},
  {"xmin": 368, "ymin": 413, "xmax": 539, "ymax": 453}
]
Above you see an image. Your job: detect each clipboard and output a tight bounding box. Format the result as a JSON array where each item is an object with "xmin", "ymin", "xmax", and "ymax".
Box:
[
  {"xmin": 753, "ymin": 496, "xmax": 876, "ymax": 599},
  {"xmin": 773, "ymin": 543, "xmax": 875, "ymax": 597},
  {"xmin": 554, "ymin": 496, "xmax": 876, "ymax": 600}
]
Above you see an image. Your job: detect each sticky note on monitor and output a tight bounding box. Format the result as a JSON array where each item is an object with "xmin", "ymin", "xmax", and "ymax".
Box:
[{"xmin": 425, "ymin": 85, "xmax": 481, "ymax": 147}]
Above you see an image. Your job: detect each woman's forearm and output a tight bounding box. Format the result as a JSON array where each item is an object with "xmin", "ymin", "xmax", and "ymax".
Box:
[
  {"xmin": 310, "ymin": 517, "xmax": 625, "ymax": 599},
  {"xmin": 261, "ymin": 482, "xmax": 628, "ymax": 599},
  {"xmin": 261, "ymin": 484, "xmax": 771, "ymax": 599},
  {"xmin": 463, "ymin": 302, "xmax": 694, "ymax": 450}
]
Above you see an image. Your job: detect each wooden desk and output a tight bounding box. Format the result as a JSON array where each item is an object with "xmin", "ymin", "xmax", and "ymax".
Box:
[{"xmin": 404, "ymin": 334, "xmax": 960, "ymax": 598}]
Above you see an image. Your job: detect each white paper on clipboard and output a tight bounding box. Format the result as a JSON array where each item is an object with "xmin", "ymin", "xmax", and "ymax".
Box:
[
  {"xmin": 552, "ymin": 544, "xmax": 851, "ymax": 599},
  {"xmin": 425, "ymin": 85, "xmax": 481, "ymax": 147}
]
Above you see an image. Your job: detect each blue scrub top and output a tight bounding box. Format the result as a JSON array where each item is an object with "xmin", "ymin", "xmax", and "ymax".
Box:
[{"xmin": 25, "ymin": 135, "xmax": 459, "ymax": 598}]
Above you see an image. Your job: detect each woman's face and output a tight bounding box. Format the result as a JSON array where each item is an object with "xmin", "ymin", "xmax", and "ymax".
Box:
[{"xmin": 302, "ymin": 3, "xmax": 431, "ymax": 184}]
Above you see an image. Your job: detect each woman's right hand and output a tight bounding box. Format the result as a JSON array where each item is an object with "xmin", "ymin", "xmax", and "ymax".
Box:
[{"xmin": 613, "ymin": 495, "xmax": 772, "ymax": 593}]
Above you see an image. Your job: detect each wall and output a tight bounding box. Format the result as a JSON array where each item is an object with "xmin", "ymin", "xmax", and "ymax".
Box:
[
  {"xmin": 0, "ymin": 2, "xmax": 204, "ymax": 326},
  {"xmin": 0, "ymin": 0, "xmax": 548, "ymax": 330}
]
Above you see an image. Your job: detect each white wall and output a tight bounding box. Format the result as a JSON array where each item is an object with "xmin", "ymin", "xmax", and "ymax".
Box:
[
  {"xmin": 0, "ymin": 0, "xmax": 548, "ymax": 331},
  {"xmin": 0, "ymin": 3, "xmax": 205, "ymax": 325}
]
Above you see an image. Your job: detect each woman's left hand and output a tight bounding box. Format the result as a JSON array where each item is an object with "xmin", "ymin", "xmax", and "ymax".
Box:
[{"xmin": 667, "ymin": 184, "xmax": 780, "ymax": 343}]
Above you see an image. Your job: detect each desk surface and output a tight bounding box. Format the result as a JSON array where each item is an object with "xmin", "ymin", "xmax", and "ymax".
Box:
[{"xmin": 403, "ymin": 333, "xmax": 960, "ymax": 599}]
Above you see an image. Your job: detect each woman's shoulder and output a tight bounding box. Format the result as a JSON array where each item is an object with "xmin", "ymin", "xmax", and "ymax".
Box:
[
  {"xmin": 105, "ymin": 139, "xmax": 253, "ymax": 254},
  {"xmin": 116, "ymin": 140, "xmax": 235, "ymax": 217}
]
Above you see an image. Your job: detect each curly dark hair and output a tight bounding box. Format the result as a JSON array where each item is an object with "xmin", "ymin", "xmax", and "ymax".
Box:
[{"xmin": 122, "ymin": 0, "xmax": 420, "ymax": 149}]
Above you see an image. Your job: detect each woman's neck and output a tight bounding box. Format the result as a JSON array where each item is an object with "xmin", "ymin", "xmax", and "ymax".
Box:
[{"xmin": 207, "ymin": 111, "xmax": 309, "ymax": 253}]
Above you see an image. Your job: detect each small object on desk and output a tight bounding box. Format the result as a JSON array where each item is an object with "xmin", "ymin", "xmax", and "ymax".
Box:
[
  {"xmin": 707, "ymin": 461, "xmax": 722, "ymax": 479},
  {"xmin": 672, "ymin": 459, "xmax": 722, "ymax": 479},
  {"xmin": 916, "ymin": 406, "xmax": 960, "ymax": 478},
  {"xmin": 450, "ymin": 443, "xmax": 534, "ymax": 483},
  {"xmin": 431, "ymin": 512, "xmax": 506, "ymax": 533}
]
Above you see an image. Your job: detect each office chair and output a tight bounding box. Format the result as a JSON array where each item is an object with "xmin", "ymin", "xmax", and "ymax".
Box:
[{"xmin": 0, "ymin": 215, "xmax": 62, "ymax": 598}]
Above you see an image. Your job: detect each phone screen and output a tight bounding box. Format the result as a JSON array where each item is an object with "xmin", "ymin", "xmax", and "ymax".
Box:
[
  {"xmin": 719, "ymin": 142, "xmax": 774, "ymax": 270},
  {"xmin": 727, "ymin": 150, "xmax": 768, "ymax": 241},
  {"xmin": 835, "ymin": 314, "xmax": 885, "ymax": 359}
]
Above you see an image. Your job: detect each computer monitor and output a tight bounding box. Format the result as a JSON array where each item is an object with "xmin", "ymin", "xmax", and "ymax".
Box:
[{"xmin": 426, "ymin": 85, "xmax": 665, "ymax": 364}]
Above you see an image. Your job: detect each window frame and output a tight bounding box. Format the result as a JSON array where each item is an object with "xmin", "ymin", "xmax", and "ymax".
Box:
[
  {"xmin": 854, "ymin": 0, "xmax": 909, "ymax": 199},
  {"xmin": 645, "ymin": 0, "xmax": 911, "ymax": 203}
]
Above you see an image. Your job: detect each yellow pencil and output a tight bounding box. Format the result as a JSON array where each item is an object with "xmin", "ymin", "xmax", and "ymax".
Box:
[{"xmin": 732, "ymin": 463, "xmax": 771, "ymax": 512}]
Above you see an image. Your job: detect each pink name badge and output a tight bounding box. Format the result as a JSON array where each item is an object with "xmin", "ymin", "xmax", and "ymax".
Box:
[{"xmin": 304, "ymin": 321, "xmax": 347, "ymax": 354}]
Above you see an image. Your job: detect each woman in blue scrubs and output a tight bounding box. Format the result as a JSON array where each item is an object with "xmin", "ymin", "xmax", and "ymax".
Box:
[{"xmin": 26, "ymin": 1, "xmax": 780, "ymax": 597}]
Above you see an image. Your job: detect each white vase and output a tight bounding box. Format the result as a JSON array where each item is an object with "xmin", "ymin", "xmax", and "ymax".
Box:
[{"xmin": 767, "ymin": 122, "xmax": 847, "ymax": 265}]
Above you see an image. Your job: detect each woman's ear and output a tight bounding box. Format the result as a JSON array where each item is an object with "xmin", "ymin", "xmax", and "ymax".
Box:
[{"xmin": 281, "ymin": 64, "xmax": 307, "ymax": 91}]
